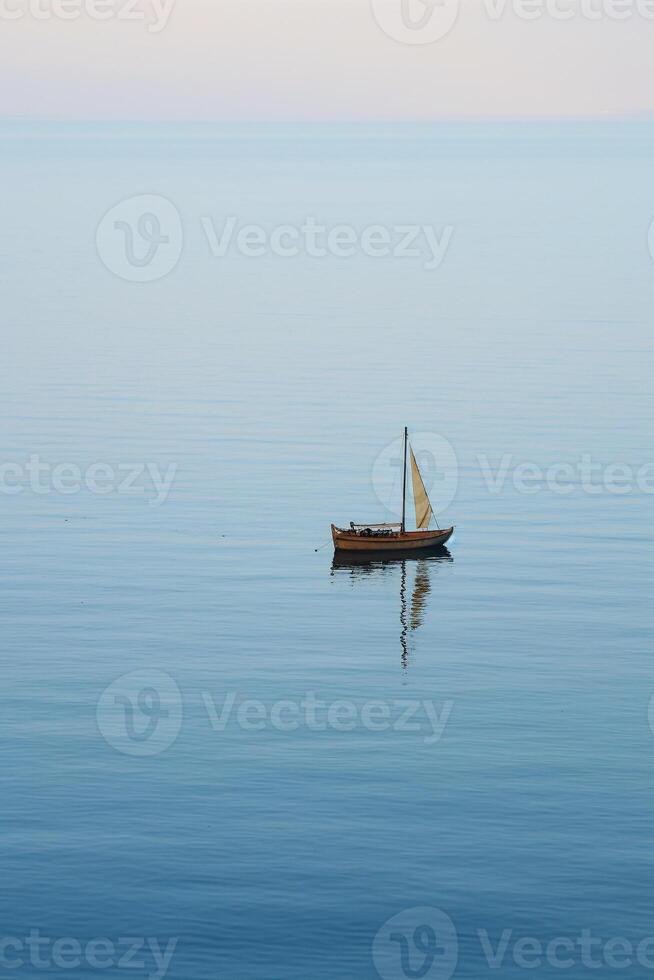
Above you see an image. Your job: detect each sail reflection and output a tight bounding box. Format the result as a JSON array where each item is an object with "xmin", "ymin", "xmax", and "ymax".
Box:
[
  {"xmin": 331, "ymin": 547, "xmax": 452, "ymax": 670},
  {"xmin": 409, "ymin": 560, "xmax": 432, "ymax": 631}
]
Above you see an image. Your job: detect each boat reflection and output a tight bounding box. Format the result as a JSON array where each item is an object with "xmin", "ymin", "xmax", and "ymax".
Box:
[{"xmin": 331, "ymin": 547, "xmax": 453, "ymax": 670}]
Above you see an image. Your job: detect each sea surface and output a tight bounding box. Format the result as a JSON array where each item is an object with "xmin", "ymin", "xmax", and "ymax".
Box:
[{"xmin": 1, "ymin": 121, "xmax": 653, "ymax": 979}]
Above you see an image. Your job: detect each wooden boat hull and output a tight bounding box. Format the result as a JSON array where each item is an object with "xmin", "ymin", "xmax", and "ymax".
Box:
[{"xmin": 331, "ymin": 524, "xmax": 454, "ymax": 552}]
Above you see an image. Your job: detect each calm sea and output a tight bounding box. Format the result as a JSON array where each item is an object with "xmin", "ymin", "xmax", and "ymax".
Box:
[{"xmin": 1, "ymin": 122, "xmax": 652, "ymax": 979}]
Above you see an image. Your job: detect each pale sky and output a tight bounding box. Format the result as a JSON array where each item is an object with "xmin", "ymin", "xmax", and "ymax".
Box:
[{"xmin": 0, "ymin": 0, "xmax": 653, "ymax": 120}]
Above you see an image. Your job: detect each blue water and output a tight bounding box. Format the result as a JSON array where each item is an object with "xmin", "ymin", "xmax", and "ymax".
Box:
[{"xmin": 1, "ymin": 122, "xmax": 653, "ymax": 979}]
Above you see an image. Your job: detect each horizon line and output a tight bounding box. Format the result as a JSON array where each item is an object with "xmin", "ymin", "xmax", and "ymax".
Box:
[{"xmin": 1, "ymin": 114, "xmax": 653, "ymax": 125}]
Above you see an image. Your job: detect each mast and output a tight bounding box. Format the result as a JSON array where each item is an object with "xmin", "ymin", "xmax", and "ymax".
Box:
[{"xmin": 401, "ymin": 426, "xmax": 408, "ymax": 533}]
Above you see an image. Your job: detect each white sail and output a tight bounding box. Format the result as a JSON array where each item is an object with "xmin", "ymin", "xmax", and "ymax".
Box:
[{"xmin": 409, "ymin": 446, "xmax": 434, "ymax": 529}]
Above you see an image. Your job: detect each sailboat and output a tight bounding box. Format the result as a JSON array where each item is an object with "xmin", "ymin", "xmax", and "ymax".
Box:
[{"xmin": 331, "ymin": 427, "xmax": 454, "ymax": 553}]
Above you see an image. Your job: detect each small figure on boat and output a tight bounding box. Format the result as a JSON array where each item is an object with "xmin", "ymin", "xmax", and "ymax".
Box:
[{"xmin": 332, "ymin": 427, "xmax": 454, "ymax": 553}]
